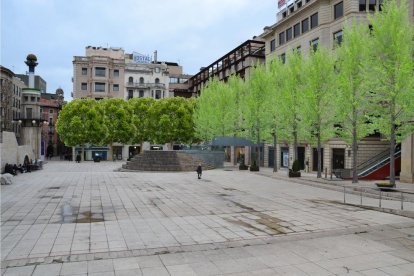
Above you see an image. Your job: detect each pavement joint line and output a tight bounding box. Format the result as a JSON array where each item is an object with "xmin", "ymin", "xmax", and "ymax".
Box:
[
  {"xmin": 254, "ymin": 170, "xmax": 414, "ymax": 202},
  {"xmin": 1, "ymin": 222, "xmax": 411, "ymax": 269}
]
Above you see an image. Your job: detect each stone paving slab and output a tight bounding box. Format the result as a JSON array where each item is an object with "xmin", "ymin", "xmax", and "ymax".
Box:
[{"xmin": 1, "ymin": 161, "xmax": 414, "ymax": 275}]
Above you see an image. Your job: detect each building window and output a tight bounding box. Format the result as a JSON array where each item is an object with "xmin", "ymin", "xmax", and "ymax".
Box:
[
  {"xmin": 369, "ymin": 0, "xmax": 376, "ymax": 11},
  {"xmin": 270, "ymin": 39, "xmax": 276, "ymax": 52},
  {"xmin": 128, "ymin": 77, "xmax": 133, "ymax": 83},
  {"xmin": 155, "ymin": 90, "xmax": 161, "ymax": 99},
  {"xmin": 49, "ymin": 109, "xmax": 54, "ymax": 114},
  {"xmin": 334, "ymin": 1, "xmax": 343, "ymax": 19},
  {"xmin": 26, "ymin": 108, "xmax": 32, "ymax": 119},
  {"xmin": 155, "ymin": 67, "xmax": 160, "ymax": 73},
  {"xmin": 302, "ymin": 18, "xmax": 309, "ymax": 33},
  {"xmin": 359, "ymin": 0, "xmax": 366, "ymax": 11},
  {"xmin": 31, "ymin": 96, "xmax": 35, "ymax": 102},
  {"xmin": 296, "ymin": 45, "xmax": 302, "ymax": 53},
  {"xmin": 333, "ymin": 30, "xmax": 343, "ymax": 46},
  {"xmin": 289, "ymin": 5, "xmax": 294, "ymax": 13},
  {"xmin": 170, "ymin": 77, "xmax": 178, "ymax": 84},
  {"xmin": 286, "ymin": 27, "xmax": 293, "ymax": 41},
  {"xmin": 155, "ymin": 78, "xmax": 160, "ymax": 84},
  {"xmin": 139, "ymin": 77, "xmax": 144, "ymax": 84},
  {"xmin": 294, "ymin": 23, "xmax": 300, "ymax": 38},
  {"xmin": 81, "ymin": 68, "xmax": 87, "ymax": 75},
  {"xmin": 280, "ymin": 53, "xmax": 286, "ymax": 64},
  {"xmin": 81, "ymin": 83, "xmax": 87, "ymax": 91},
  {"xmin": 310, "ymin": 13, "xmax": 318, "ymax": 29},
  {"xmin": 310, "ymin": 38, "xmax": 319, "ymax": 52},
  {"xmin": 279, "ymin": 31, "xmax": 285, "ymax": 45},
  {"xmin": 282, "ymin": 11, "xmax": 287, "ymax": 18},
  {"xmin": 297, "ymin": 1, "xmax": 303, "ymax": 8},
  {"xmin": 113, "ymin": 84, "xmax": 119, "ymax": 92},
  {"xmin": 379, "ymin": 0, "xmax": 384, "ymax": 11},
  {"xmin": 128, "ymin": 90, "xmax": 133, "ymax": 99},
  {"xmin": 95, "ymin": 67, "xmax": 106, "ymax": 77},
  {"xmin": 113, "ymin": 69, "xmax": 119, "ymax": 77},
  {"xmin": 139, "ymin": 90, "xmax": 144, "ymax": 98},
  {"xmin": 95, "ymin": 82, "xmax": 105, "ymax": 92}
]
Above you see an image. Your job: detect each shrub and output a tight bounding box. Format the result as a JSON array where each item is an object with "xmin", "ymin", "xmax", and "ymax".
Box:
[
  {"xmin": 250, "ymin": 160, "xmax": 259, "ymax": 171},
  {"xmin": 292, "ymin": 160, "xmax": 300, "ymax": 172},
  {"xmin": 289, "ymin": 159, "xmax": 301, "ymax": 177}
]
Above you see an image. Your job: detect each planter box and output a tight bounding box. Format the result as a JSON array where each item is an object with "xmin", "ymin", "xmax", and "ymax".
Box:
[{"xmin": 289, "ymin": 170, "xmax": 301, "ymax": 177}]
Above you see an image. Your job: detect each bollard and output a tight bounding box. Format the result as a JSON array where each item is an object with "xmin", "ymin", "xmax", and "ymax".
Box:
[
  {"xmin": 325, "ymin": 168, "xmax": 327, "ymax": 179},
  {"xmin": 401, "ymin": 192, "xmax": 404, "ymax": 210},
  {"xmin": 360, "ymin": 190, "xmax": 362, "ymax": 206},
  {"xmin": 343, "ymin": 186, "xmax": 346, "ymax": 203},
  {"xmin": 379, "ymin": 190, "xmax": 382, "ymax": 208}
]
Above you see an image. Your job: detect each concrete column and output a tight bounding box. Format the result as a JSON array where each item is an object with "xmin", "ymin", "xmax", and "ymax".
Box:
[{"xmin": 400, "ymin": 133, "xmax": 414, "ymax": 183}]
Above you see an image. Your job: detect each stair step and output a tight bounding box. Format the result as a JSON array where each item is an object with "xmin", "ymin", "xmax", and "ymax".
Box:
[{"xmin": 123, "ymin": 151, "xmax": 214, "ymax": 172}]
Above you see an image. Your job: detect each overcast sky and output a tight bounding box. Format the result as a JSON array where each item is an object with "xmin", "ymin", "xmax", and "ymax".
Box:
[{"xmin": 1, "ymin": 0, "xmax": 276, "ymax": 100}]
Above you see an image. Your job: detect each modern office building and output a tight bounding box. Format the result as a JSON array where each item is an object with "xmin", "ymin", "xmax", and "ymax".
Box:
[
  {"xmin": 258, "ymin": 0, "xmax": 414, "ymax": 181},
  {"xmin": 188, "ymin": 40, "xmax": 266, "ymax": 96}
]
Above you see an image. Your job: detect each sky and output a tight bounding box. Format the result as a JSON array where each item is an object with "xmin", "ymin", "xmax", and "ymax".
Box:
[{"xmin": 1, "ymin": 0, "xmax": 276, "ymax": 101}]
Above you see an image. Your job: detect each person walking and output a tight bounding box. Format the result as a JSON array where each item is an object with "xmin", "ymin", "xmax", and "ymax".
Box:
[{"xmin": 196, "ymin": 163, "xmax": 202, "ymax": 179}]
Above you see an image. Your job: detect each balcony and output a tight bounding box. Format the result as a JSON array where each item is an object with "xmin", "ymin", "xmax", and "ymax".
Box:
[{"xmin": 126, "ymin": 82, "xmax": 166, "ymax": 89}]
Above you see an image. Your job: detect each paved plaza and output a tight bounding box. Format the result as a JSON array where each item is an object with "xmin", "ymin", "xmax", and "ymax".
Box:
[{"xmin": 1, "ymin": 161, "xmax": 414, "ymax": 275}]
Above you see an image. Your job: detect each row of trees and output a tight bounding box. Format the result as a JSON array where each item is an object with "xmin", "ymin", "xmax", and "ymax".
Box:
[
  {"xmin": 193, "ymin": 0, "xmax": 414, "ymax": 185},
  {"xmin": 56, "ymin": 97, "xmax": 196, "ymax": 161}
]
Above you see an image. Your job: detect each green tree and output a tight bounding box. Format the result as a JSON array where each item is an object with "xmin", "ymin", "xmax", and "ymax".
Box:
[
  {"xmin": 151, "ymin": 97, "xmax": 196, "ymax": 147},
  {"xmin": 367, "ymin": 0, "xmax": 414, "ymax": 186},
  {"xmin": 243, "ymin": 63, "xmax": 274, "ymax": 169},
  {"xmin": 303, "ymin": 47, "xmax": 337, "ymax": 178},
  {"xmin": 56, "ymin": 98, "xmax": 107, "ymax": 161},
  {"xmin": 335, "ymin": 20, "xmax": 372, "ymax": 183},
  {"xmin": 129, "ymin": 97, "xmax": 155, "ymax": 150},
  {"xmin": 266, "ymin": 58, "xmax": 287, "ymax": 172},
  {"xmin": 278, "ymin": 52, "xmax": 306, "ymax": 164},
  {"xmin": 100, "ymin": 98, "xmax": 135, "ymax": 161},
  {"xmin": 194, "ymin": 78, "xmax": 239, "ymax": 141}
]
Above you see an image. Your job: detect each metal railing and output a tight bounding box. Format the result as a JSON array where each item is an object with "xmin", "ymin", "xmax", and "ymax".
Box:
[{"xmin": 343, "ymin": 185, "xmax": 414, "ymax": 211}]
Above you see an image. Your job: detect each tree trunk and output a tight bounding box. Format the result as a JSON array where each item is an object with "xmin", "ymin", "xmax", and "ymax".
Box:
[
  {"xmin": 273, "ymin": 132, "xmax": 277, "ymax": 172},
  {"xmin": 256, "ymin": 128, "xmax": 260, "ymax": 170},
  {"xmin": 352, "ymin": 111, "xmax": 358, "ymax": 183},
  {"xmin": 317, "ymin": 126, "xmax": 322, "ymax": 178},
  {"xmin": 390, "ymin": 122, "xmax": 396, "ymax": 187},
  {"xmin": 108, "ymin": 142, "xmax": 113, "ymax": 161},
  {"xmin": 293, "ymin": 128, "xmax": 298, "ymax": 164}
]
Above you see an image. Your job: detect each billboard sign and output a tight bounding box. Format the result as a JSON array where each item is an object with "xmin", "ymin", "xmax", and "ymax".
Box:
[{"xmin": 133, "ymin": 52, "xmax": 151, "ymax": 64}]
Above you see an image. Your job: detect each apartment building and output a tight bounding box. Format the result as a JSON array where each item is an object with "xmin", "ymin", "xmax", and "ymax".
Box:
[
  {"xmin": 124, "ymin": 52, "xmax": 169, "ymax": 100},
  {"xmin": 167, "ymin": 63, "xmax": 192, "ymax": 98},
  {"xmin": 73, "ymin": 46, "xmax": 125, "ymax": 99},
  {"xmin": 1, "ymin": 66, "xmax": 25, "ymax": 142},
  {"xmin": 258, "ymin": 0, "xmax": 414, "ymax": 181}
]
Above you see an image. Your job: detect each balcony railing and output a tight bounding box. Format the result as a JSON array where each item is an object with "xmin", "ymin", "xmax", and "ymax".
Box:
[{"xmin": 126, "ymin": 82, "xmax": 165, "ymax": 89}]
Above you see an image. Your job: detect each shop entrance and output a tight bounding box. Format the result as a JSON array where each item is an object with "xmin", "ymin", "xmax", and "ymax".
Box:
[
  {"xmin": 313, "ymin": 148, "xmax": 324, "ymax": 171},
  {"xmin": 332, "ymin": 148, "xmax": 345, "ymax": 169},
  {"xmin": 297, "ymin": 147, "xmax": 305, "ymax": 170},
  {"xmin": 280, "ymin": 147, "xmax": 289, "ymax": 168}
]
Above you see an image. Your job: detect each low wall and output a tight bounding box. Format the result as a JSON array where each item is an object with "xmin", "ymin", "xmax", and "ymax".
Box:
[
  {"xmin": 182, "ymin": 150, "xmax": 225, "ymax": 168},
  {"xmin": 1, "ymin": 131, "xmax": 35, "ymax": 173}
]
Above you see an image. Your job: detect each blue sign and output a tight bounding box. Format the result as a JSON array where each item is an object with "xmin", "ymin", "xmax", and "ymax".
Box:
[{"xmin": 133, "ymin": 53, "xmax": 151, "ymax": 64}]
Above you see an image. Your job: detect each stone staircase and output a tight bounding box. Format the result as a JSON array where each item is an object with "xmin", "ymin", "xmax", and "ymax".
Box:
[{"xmin": 121, "ymin": 150, "xmax": 215, "ymax": 171}]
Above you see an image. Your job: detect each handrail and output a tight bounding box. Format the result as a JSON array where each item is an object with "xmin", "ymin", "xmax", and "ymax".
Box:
[
  {"xmin": 358, "ymin": 149, "xmax": 401, "ymax": 177},
  {"xmin": 357, "ymin": 144, "xmax": 401, "ymax": 172}
]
